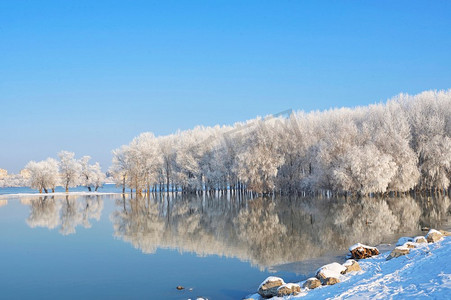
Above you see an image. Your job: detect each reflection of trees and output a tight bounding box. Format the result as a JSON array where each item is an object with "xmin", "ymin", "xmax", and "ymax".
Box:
[
  {"xmin": 0, "ymin": 200, "xmax": 8, "ymax": 207},
  {"xmin": 111, "ymin": 194, "xmax": 450, "ymax": 271},
  {"xmin": 27, "ymin": 197, "xmax": 61, "ymax": 229},
  {"xmin": 23, "ymin": 195, "xmax": 104, "ymax": 235}
]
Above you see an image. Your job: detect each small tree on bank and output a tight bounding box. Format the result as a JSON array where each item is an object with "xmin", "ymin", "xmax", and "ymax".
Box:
[
  {"xmin": 58, "ymin": 151, "xmax": 81, "ymax": 192},
  {"xmin": 25, "ymin": 158, "xmax": 59, "ymax": 193}
]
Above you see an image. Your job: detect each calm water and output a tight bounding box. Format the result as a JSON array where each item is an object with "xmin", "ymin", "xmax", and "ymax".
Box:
[{"xmin": 0, "ymin": 188, "xmax": 450, "ymax": 299}]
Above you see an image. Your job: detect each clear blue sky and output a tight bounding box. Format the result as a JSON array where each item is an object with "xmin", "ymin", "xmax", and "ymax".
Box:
[{"xmin": 1, "ymin": 1, "xmax": 450, "ymax": 173}]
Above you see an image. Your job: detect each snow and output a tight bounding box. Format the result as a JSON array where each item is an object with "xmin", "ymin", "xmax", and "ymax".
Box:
[
  {"xmin": 342, "ymin": 259, "xmax": 356, "ymax": 267},
  {"xmin": 316, "ymin": 262, "xmax": 346, "ymax": 278},
  {"xmin": 349, "ymin": 243, "xmax": 377, "ymax": 251},
  {"xmin": 278, "ymin": 283, "xmax": 299, "ymax": 289},
  {"xmin": 246, "ymin": 236, "xmax": 451, "ymax": 299},
  {"xmin": 427, "ymin": 229, "xmax": 443, "ymax": 236},
  {"xmin": 258, "ymin": 276, "xmax": 285, "ymax": 290},
  {"xmin": 394, "ymin": 245, "xmax": 409, "ymax": 251}
]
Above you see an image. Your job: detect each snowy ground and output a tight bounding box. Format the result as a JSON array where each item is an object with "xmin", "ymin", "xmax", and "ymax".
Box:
[{"xmin": 247, "ymin": 236, "xmax": 451, "ymax": 299}]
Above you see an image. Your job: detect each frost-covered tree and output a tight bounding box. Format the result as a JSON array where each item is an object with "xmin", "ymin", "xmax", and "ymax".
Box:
[
  {"xmin": 237, "ymin": 119, "xmax": 285, "ymax": 194},
  {"xmin": 80, "ymin": 156, "xmax": 106, "ymax": 191},
  {"xmin": 58, "ymin": 151, "xmax": 81, "ymax": 192},
  {"xmin": 25, "ymin": 158, "xmax": 60, "ymax": 193},
  {"xmin": 110, "ymin": 146, "xmax": 130, "ymax": 193},
  {"xmin": 111, "ymin": 89, "xmax": 451, "ymax": 196}
]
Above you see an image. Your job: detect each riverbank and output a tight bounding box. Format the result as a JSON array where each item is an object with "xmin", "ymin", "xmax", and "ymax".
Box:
[{"xmin": 245, "ymin": 232, "xmax": 451, "ymax": 299}]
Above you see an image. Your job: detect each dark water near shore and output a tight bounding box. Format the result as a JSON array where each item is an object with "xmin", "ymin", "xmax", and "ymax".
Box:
[{"xmin": 0, "ymin": 188, "xmax": 450, "ymax": 299}]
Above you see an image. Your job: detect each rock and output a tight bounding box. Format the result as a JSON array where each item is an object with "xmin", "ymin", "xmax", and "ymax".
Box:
[
  {"xmin": 258, "ymin": 276, "xmax": 285, "ymax": 298},
  {"xmin": 387, "ymin": 246, "xmax": 410, "ymax": 260},
  {"xmin": 176, "ymin": 286, "xmax": 184, "ymax": 290},
  {"xmin": 439, "ymin": 230, "xmax": 451, "ymax": 236},
  {"xmin": 421, "ymin": 227, "xmax": 430, "ymax": 232},
  {"xmin": 302, "ymin": 277, "xmax": 321, "ymax": 290},
  {"xmin": 426, "ymin": 229, "xmax": 443, "ymax": 243},
  {"xmin": 396, "ymin": 237, "xmax": 413, "ymax": 246},
  {"xmin": 316, "ymin": 262, "xmax": 345, "ymax": 285},
  {"xmin": 277, "ymin": 283, "xmax": 301, "ymax": 296},
  {"xmin": 403, "ymin": 242, "xmax": 416, "ymax": 249},
  {"xmin": 413, "ymin": 236, "xmax": 427, "ymax": 244},
  {"xmin": 342, "ymin": 259, "xmax": 362, "ymax": 273},
  {"xmin": 322, "ymin": 277, "xmax": 340, "ymax": 285},
  {"xmin": 348, "ymin": 243, "xmax": 380, "ymax": 259}
]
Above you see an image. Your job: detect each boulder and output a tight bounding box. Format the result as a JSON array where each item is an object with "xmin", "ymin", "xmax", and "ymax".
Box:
[
  {"xmin": 348, "ymin": 243, "xmax": 380, "ymax": 259},
  {"xmin": 322, "ymin": 277, "xmax": 340, "ymax": 285},
  {"xmin": 316, "ymin": 262, "xmax": 345, "ymax": 285},
  {"xmin": 413, "ymin": 236, "xmax": 427, "ymax": 244},
  {"xmin": 176, "ymin": 286, "xmax": 184, "ymax": 290},
  {"xmin": 277, "ymin": 283, "xmax": 301, "ymax": 297},
  {"xmin": 439, "ymin": 230, "xmax": 451, "ymax": 236},
  {"xmin": 426, "ymin": 229, "xmax": 443, "ymax": 243},
  {"xmin": 396, "ymin": 237, "xmax": 413, "ymax": 246},
  {"xmin": 302, "ymin": 277, "xmax": 321, "ymax": 290},
  {"xmin": 386, "ymin": 246, "xmax": 410, "ymax": 260},
  {"xmin": 258, "ymin": 276, "xmax": 285, "ymax": 298},
  {"xmin": 342, "ymin": 259, "xmax": 362, "ymax": 273},
  {"xmin": 403, "ymin": 242, "xmax": 416, "ymax": 249}
]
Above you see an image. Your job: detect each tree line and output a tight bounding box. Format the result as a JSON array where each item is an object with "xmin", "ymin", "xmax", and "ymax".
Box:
[
  {"xmin": 109, "ymin": 90, "xmax": 451, "ymax": 196},
  {"xmin": 23, "ymin": 151, "xmax": 105, "ymax": 193}
]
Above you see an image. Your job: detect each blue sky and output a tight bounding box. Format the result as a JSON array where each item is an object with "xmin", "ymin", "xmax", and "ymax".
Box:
[{"xmin": 1, "ymin": 1, "xmax": 450, "ymax": 172}]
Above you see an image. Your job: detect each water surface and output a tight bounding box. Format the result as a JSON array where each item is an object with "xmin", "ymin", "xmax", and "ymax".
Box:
[{"xmin": 0, "ymin": 189, "xmax": 450, "ymax": 299}]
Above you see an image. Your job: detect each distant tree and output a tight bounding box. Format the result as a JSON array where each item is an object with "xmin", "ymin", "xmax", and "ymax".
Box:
[
  {"xmin": 80, "ymin": 156, "xmax": 106, "ymax": 191},
  {"xmin": 58, "ymin": 151, "xmax": 81, "ymax": 192},
  {"xmin": 25, "ymin": 158, "xmax": 59, "ymax": 193},
  {"xmin": 110, "ymin": 146, "xmax": 130, "ymax": 193}
]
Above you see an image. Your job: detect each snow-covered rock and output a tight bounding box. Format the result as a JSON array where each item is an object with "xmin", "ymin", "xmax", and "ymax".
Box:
[
  {"xmin": 348, "ymin": 243, "xmax": 380, "ymax": 259},
  {"xmin": 439, "ymin": 230, "xmax": 451, "ymax": 236},
  {"xmin": 387, "ymin": 246, "xmax": 410, "ymax": 260},
  {"xmin": 413, "ymin": 236, "xmax": 427, "ymax": 243},
  {"xmin": 426, "ymin": 229, "xmax": 443, "ymax": 243},
  {"xmin": 403, "ymin": 242, "xmax": 416, "ymax": 249},
  {"xmin": 316, "ymin": 262, "xmax": 346, "ymax": 285},
  {"xmin": 294, "ymin": 236, "xmax": 451, "ymax": 299},
  {"xmin": 302, "ymin": 277, "xmax": 321, "ymax": 290},
  {"xmin": 342, "ymin": 259, "xmax": 362, "ymax": 273},
  {"xmin": 258, "ymin": 276, "xmax": 285, "ymax": 298},
  {"xmin": 277, "ymin": 283, "xmax": 301, "ymax": 296}
]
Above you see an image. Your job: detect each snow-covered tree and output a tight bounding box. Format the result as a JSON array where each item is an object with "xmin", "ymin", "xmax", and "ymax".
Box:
[
  {"xmin": 58, "ymin": 151, "xmax": 81, "ymax": 192},
  {"xmin": 80, "ymin": 156, "xmax": 106, "ymax": 191},
  {"xmin": 25, "ymin": 158, "xmax": 60, "ymax": 193},
  {"xmin": 110, "ymin": 89, "xmax": 451, "ymax": 196}
]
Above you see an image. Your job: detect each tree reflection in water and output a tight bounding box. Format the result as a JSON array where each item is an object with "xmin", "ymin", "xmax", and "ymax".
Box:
[
  {"xmin": 23, "ymin": 195, "xmax": 104, "ymax": 235},
  {"xmin": 19, "ymin": 193, "xmax": 450, "ymax": 271},
  {"xmin": 111, "ymin": 194, "xmax": 450, "ymax": 271}
]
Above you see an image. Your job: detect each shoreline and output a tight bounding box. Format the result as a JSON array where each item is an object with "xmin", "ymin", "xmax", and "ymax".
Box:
[
  {"xmin": 0, "ymin": 191, "xmax": 121, "ymax": 198},
  {"xmin": 246, "ymin": 230, "xmax": 451, "ymax": 299}
]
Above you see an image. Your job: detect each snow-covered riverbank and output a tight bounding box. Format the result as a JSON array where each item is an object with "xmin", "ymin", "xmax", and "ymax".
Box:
[{"xmin": 246, "ymin": 233, "xmax": 451, "ymax": 299}]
